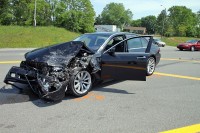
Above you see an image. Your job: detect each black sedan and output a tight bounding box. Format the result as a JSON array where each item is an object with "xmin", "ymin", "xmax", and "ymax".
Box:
[{"xmin": 4, "ymin": 32, "xmax": 161, "ymax": 101}]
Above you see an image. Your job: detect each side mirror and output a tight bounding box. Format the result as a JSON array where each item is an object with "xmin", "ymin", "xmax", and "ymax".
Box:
[{"xmin": 107, "ymin": 47, "xmax": 115, "ymax": 56}]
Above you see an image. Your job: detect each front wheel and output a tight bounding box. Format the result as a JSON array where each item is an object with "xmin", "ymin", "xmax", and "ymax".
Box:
[
  {"xmin": 69, "ymin": 70, "xmax": 92, "ymax": 97},
  {"xmin": 146, "ymin": 57, "xmax": 156, "ymax": 76}
]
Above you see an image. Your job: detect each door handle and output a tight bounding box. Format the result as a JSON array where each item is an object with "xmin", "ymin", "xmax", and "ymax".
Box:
[{"xmin": 137, "ymin": 56, "xmax": 146, "ymax": 59}]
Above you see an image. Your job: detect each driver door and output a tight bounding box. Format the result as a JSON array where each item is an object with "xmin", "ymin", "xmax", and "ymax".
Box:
[{"xmin": 101, "ymin": 36, "xmax": 153, "ymax": 81}]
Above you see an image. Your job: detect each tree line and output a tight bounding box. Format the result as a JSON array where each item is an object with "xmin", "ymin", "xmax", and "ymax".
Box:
[
  {"xmin": 0, "ymin": 0, "xmax": 95, "ymax": 33},
  {"xmin": 0, "ymin": 1, "xmax": 200, "ymax": 37},
  {"xmin": 95, "ymin": 3, "xmax": 200, "ymax": 37}
]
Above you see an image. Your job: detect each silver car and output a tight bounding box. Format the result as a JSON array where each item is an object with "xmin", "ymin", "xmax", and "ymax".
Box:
[{"xmin": 153, "ymin": 38, "xmax": 166, "ymax": 47}]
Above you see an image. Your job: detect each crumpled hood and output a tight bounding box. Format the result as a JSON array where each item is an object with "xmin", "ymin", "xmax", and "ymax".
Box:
[{"xmin": 25, "ymin": 41, "xmax": 92, "ymax": 66}]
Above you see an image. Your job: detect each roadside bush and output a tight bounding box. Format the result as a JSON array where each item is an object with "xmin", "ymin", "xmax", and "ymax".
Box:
[
  {"xmin": 186, "ymin": 26, "xmax": 197, "ymax": 37},
  {"xmin": 196, "ymin": 27, "xmax": 200, "ymax": 38}
]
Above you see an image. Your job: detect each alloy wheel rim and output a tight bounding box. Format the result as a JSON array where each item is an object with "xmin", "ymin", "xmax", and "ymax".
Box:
[
  {"xmin": 147, "ymin": 58, "xmax": 155, "ymax": 74},
  {"xmin": 74, "ymin": 71, "xmax": 91, "ymax": 94}
]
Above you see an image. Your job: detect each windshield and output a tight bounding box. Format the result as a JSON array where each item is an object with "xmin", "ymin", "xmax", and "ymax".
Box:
[
  {"xmin": 74, "ymin": 34, "xmax": 110, "ymax": 51},
  {"xmin": 186, "ymin": 40, "xmax": 198, "ymax": 43}
]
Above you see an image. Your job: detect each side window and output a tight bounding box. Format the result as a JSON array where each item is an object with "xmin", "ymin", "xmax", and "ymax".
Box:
[
  {"xmin": 141, "ymin": 38, "xmax": 148, "ymax": 47},
  {"xmin": 127, "ymin": 38, "xmax": 146, "ymax": 52},
  {"xmin": 105, "ymin": 36, "xmax": 125, "ymax": 52},
  {"xmin": 127, "ymin": 38, "xmax": 142, "ymax": 51}
]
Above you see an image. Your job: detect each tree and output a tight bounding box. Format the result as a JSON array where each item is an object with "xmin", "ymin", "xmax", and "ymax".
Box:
[
  {"xmin": 196, "ymin": 10, "xmax": 200, "ymax": 37},
  {"xmin": 100, "ymin": 2, "xmax": 133, "ymax": 29},
  {"xmin": 141, "ymin": 15, "xmax": 156, "ymax": 34},
  {"xmin": 2, "ymin": 0, "xmax": 53, "ymax": 26},
  {"xmin": 78, "ymin": 0, "xmax": 95, "ymax": 33},
  {"xmin": 0, "ymin": 0, "xmax": 95, "ymax": 33},
  {"xmin": 95, "ymin": 15, "xmax": 103, "ymax": 25},
  {"xmin": 168, "ymin": 6, "xmax": 197, "ymax": 36},
  {"xmin": 197, "ymin": 10, "xmax": 200, "ymax": 27},
  {"xmin": 12, "ymin": 0, "xmax": 30, "ymax": 25},
  {"xmin": 0, "ymin": 0, "xmax": 14, "ymax": 25},
  {"xmin": 156, "ymin": 9, "xmax": 169, "ymax": 36},
  {"xmin": 54, "ymin": 0, "xmax": 95, "ymax": 33},
  {"xmin": 131, "ymin": 19, "xmax": 141, "ymax": 27}
]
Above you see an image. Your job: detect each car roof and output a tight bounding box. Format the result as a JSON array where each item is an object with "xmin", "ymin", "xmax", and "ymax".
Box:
[{"xmin": 84, "ymin": 32, "xmax": 138, "ymax": 36}]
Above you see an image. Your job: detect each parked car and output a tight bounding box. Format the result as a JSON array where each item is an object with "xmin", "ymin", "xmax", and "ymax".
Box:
[
  {"xmin": 4, "ymin": 32, "xmax": 161, "ymax": 101},
  {"xmin": 177, "ymin": 40, "xmax": 200, "ymax": 51},
  {"xmin": 153, "ymin": 38, "xmax": 166, "ymax": 47}
]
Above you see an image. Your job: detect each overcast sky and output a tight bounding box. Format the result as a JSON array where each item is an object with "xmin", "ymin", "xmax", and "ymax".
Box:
[{"xmin": 91, "ymin": 0, "xmax": 199, "ymax": 19}]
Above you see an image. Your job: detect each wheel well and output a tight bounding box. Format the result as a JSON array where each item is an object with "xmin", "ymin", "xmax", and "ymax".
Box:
[{"xmin": 150, "ymin": 55, "xmax": 156, "ymax": 63}]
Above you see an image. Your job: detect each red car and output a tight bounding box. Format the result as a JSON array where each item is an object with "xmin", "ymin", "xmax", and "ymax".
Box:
[{"xmin": 177, "ymin": 40, "xmax": 200, "ymax": 51}]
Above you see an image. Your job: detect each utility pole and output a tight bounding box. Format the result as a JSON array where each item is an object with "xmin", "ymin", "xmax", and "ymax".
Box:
[
  {"xmin": 161, "ymin": 5, "xmax": 166, "ymax": 38},
  {"xmin": 34, "ymin": 0, "xmax": 37, "ymax": 27}
]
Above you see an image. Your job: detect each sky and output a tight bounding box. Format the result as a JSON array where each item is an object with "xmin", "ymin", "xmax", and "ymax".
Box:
[{"xmin": 91, "ymin": 0, "xmax": 200, "ymax": 19}]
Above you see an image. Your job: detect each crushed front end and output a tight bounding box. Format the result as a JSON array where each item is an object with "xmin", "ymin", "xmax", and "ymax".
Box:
[
  {"xmin": 4, "ymin": 41, "xmax": 101, "ymax": 101},
  {"xmin": 4, "ymin": 61, "xmax": 70, "ymax": 101}
]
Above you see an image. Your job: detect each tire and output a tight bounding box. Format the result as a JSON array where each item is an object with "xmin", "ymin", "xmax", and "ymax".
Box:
[
  {"xmin": 69, "ymin": 70, "xmax": 92, "ymax": 97},
  {"xmin": 179, "ymin": 48, "xmax": 183, "ymax": 51},
  {"xmin": 146, "ymin": 57, "xmax": 156, "ymax": 76},
  {"xmin": 191, "ymin": 46, "xmax": 195, "ymax": 52}
]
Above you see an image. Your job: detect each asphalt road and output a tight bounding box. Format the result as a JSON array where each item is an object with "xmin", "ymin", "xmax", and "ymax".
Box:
[{"xmin": 0, "ymin": 46, "xmax": 200, "ymax": 133}]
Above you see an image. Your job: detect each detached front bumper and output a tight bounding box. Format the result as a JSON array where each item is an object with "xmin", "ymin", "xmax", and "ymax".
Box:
[
  {"xmin": 4, "ymin": 66, "xmax": 66, "ymax": 101},
  {"xmin": 4, "ymin": 66, "xmax": 36, "ymax": 84}
]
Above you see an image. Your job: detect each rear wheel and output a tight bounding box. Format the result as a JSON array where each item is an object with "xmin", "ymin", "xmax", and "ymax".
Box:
[
  {"xmin": 69, "ymin": 70, "xmax": 92, "ymax": 97},
  {"xmin": 191, "ymin": 46, "xmax": 195, "ymax": 51},
  {"xmin": 146, "ymin": 57, "xmax": 156, "ymax": 76}
]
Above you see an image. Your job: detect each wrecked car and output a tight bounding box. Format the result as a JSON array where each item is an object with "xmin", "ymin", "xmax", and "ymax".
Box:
[{"xmin": 4, "ymin": 32, "xmax": 161, "ymax": 101}]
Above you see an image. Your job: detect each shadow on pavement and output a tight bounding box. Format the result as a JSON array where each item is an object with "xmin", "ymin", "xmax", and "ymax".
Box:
[
  {"xmin": 157, "ymin": 61, "xmax": 181, "ymax": 68},
  {"xmin": 0, "ymin": 84, "xmax": 38, "ymax": 105},
  {"xmin": 93, "ymin": 80, "xmax": 135, "ymax": 94},
  {"xmin": 0, "ymin": 80, "xmax": 134, "ymax": 107}
]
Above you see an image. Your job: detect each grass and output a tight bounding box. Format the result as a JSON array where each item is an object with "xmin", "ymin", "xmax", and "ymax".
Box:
[
  {"xmin": 161, "ymin": 37, "xmax": 200, "ymax": 47},
  {"xmin": 1, "ymin": 26, "xmax": 199, "ymax": 48},
  {"xmin": 0, "ymin": 26, "xmax": 80, "ymax": 48}
]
